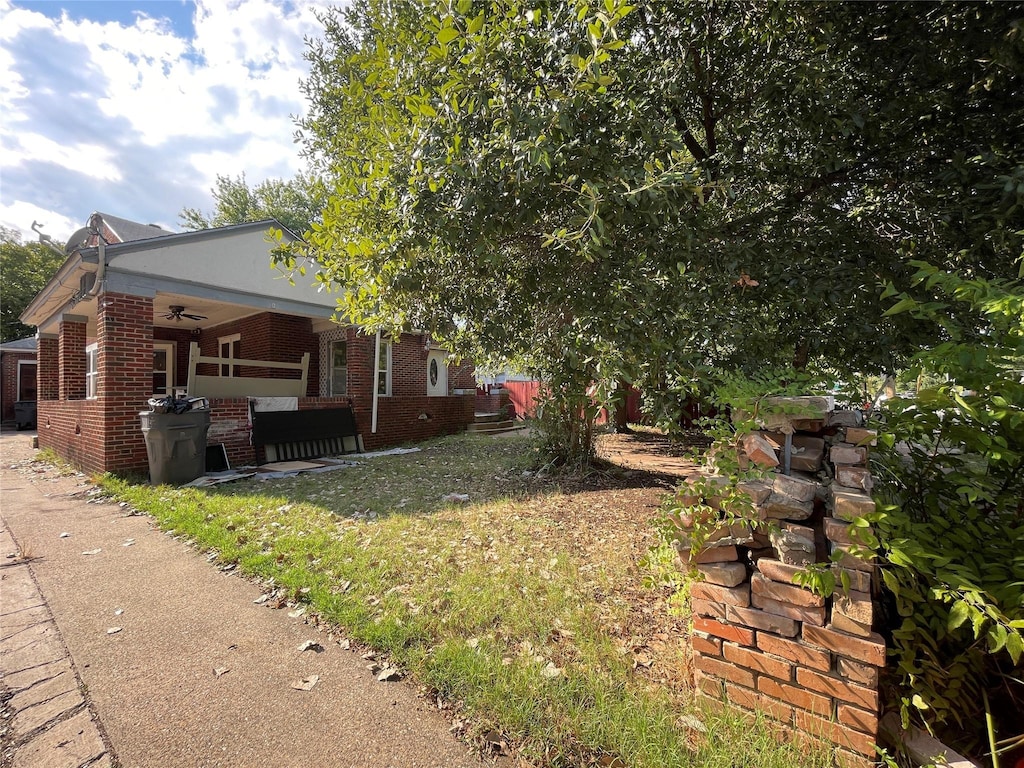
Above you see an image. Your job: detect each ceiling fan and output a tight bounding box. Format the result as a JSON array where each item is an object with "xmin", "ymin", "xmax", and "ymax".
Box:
[{"xmin": 162, "ymin": 305, "xmax": 208, "ymax": 322}]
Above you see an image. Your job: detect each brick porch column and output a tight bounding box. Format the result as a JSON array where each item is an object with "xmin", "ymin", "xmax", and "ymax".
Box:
[
  {"xmin": 97, "ymin": 291, "xmax": 153, "ymax": 473},
  {"xmin": 58, "ymin": 315, "xmax": 87, "ymax": 400},
  {"xmin": 37, "ymin": 334, "xmax": 59, "ymax": 400}
]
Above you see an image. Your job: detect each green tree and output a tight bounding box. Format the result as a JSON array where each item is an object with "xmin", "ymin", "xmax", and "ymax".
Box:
[
  {"xmin": 180, "ymin": 173, "xmax": 326, "ymax": 236},
  {"xmin": 289, "ymin": 0, "xmax": 1023, "ymax": 465},
  {"xmin": 0, "ymin": 226, "xmax": 64, "ymax": 343}
]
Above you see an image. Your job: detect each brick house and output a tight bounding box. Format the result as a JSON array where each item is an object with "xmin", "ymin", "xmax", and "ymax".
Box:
[
  {"xmin": 19, "ymin": 213, "xmax": 475, "ymax": 475},
  {"xmin": 0, "ymin": 336, "xmax": 37, "ymax": 426}
]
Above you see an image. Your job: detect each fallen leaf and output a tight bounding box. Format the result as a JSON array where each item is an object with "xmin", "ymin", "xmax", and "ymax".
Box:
[
  {"xmin": 466, "ymin": 637, "xmax": 480, "ymax": 649},
  {"xmin": 376, "ymin": 666, "xmax": 403, "ymax": 682},
  {"xmin": 114, "ymin": 608, "xmax": 123, "ymax": 616},
  {"xmin": 338, "ymin": 638, "xmax": 351, "ymax": 650},
  {"xmin": 598, "ymin": 756, "xmax": 626, "ymax": 767},
  {"xmin": 122, "ymin": 539, "xmax": 135, "ymax": 547},
  {"xmin": 82, "ymin": 549, "xmax": 101, "ymax": 556},
  {"xmin": 540, "ymin": 662, "xmax": 562, "ymax": 678},
  {"xmin": 213, "ymin": 667, "xmax": 230, "ymax": 677},
  {"xmin": 287, "ymin": 607, "xmax": 306, "ymax": 618},
  {"xmin": 296, "ymin": 640, "xmax": 324, "ymax": 653},
  {"xmin": 481, "ymin": 730, "xmax": 508, "ymax": 755},
  {"xmin": 106, "ymin": 627, "xmax": 122, "ymax": 635},
  {"xmin": 59, "ymin": 532, "xmax": 71, "ymax": 538},
  {"xmin": 253, "ymin": 594, "xmax": 270, "ymax": 605},
  {"xmin": 291, "ymin": 674, "xmax": 319, "ymax": 691},
  {"xmin": 678, "ymin": 714, "xmax": 707, "ymax": 733},
  {"xmin": 633, "ymin": 650, "xmax": 654, "ymax": 669}
]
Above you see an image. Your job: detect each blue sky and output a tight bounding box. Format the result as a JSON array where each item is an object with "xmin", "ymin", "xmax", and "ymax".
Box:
[{"xmin": 0, "ymin": 0, "xmax": 341, "ymax": 243}]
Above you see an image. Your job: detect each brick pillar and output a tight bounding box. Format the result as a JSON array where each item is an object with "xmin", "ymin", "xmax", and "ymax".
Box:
[
  {"xmin": 97, "ymin": 292, "xmax": 153, "ymax": 473},
  {"xmin": 37, "ymin": 335, "xmax": 59, "ymax": 400},
  {"xmin": 58, "ymin": 317, "xmax": 87, "ymax": 400},
  {"xmin": 680, "ymin": 403, "xmax": 885, "ymax": 768}
]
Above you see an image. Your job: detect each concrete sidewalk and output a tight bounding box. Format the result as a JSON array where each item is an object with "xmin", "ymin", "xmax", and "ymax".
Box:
[{"xmin": 0, "ymin": 430, "xmax": 491, "ymax": 768}]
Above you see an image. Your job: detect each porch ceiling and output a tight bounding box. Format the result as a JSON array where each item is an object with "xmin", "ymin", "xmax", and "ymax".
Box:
[{"xmin": 37, "ymin": 291, "xmax": 332, "ymax": 338}]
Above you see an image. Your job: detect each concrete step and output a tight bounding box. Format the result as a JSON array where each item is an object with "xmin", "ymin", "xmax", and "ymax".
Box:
[
  {"xmin": 468, "ymin": 420, "xmax": 515, "ymax": 432},
  {"xmin": 473, "ymin": 411, "xmax": 505, "ymax": 424},
  {"xmin": 468, "ymin": 423, "xmax": 528, "ymax": 436}
]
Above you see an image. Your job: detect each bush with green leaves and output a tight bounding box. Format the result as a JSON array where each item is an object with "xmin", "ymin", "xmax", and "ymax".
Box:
[{"xmin": 869, "ymin": 263, "xmax": 1023, "ymax": 759}]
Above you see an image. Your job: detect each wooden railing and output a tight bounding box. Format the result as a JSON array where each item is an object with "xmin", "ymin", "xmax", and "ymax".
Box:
[{"xmin": 185, "ymin": 342, "xmax": 310, "ymax": 398}]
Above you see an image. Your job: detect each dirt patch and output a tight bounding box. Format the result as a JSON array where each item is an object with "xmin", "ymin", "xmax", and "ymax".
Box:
[{"xmin": 497, "ymin": 431, "xmax": 710, "ymax": 697}]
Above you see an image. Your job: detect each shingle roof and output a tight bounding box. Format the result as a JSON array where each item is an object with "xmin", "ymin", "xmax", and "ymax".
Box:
[
  {"xmin": 0, "ymin": 336, "xmax": 37, "ymax": 352},
  {"xmin": 95, "ymin": 212, "xmax": 174, "ymax": 243}
]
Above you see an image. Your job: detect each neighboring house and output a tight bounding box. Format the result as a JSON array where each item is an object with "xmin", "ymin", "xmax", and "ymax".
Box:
[
  {"xmin": 19, "ymin": 212, "xmax": 475, "ymax": 475},
  {"xmin": 0, "ymin": 336, "xmax": 37, "ymax": 426}
]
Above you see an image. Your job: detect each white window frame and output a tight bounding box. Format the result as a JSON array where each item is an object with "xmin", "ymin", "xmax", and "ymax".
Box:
[
  {"xmin": 85, "ymin": 343, "xmax": 98, "ymax": 399},
  {"xmin": 330, "ymin": 340, "xmax": 348, "ymax": 396},
  {"xmin": 16, "ymin": 359, "xmax": 37, "ymax": 401},
  {"xmin": 376, "ymin": 339, "xmax": 391, "ymax": 397},
  {"xmin": 218, "ymin": 333, "xmax": 240, "ymax": 377},
  {"xmin": 152, "ymin": 341, "xmax": 175, "ymax": 397}
]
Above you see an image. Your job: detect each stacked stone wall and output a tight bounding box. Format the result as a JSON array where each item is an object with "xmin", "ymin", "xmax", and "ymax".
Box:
[{"xmin": 676, "ymin": 397, "xmax": 884, "ymax": 767}]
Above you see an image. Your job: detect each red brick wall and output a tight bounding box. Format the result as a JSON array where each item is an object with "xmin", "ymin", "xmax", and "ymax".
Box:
[
  {"xmin": 355, "ymin": 394, "xmax": 475, "ymax": 451},
  {"xmin": 206, "ymin": 398, "xmax": 253, "ymax": 468},
  {"xmin": 94, "ymin": 292, "xmax": 154, "ymax": 472},
  {"xmin": 37, "ymin": 399, "xmax": 108, "ymax": 475},
  {"xmin": 37, "ymin": 336, "xmax": 58, "ymax": 401},
  {"xmin": 1, "ymin": 351, "xmax": 36, "ymax": 422},
  {"xmin": 40, "ymin": 293, "xmax": 155, "ymax": 475},
  {"xmin": 58, "ymin": 320, "xmax": 86, "ymax": 401}
]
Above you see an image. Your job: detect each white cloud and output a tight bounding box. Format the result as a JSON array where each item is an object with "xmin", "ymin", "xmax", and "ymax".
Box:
[
  {"xmin": 0, "ymin": 201, "xmax": 78, "ymax": 244},
  {"xmin": 9, "ymin": 134, "xmax": 122, "ymax": 182},
  {"xmin": 0, "ymin": 0, "xmax": 344, "ymax": 243}
]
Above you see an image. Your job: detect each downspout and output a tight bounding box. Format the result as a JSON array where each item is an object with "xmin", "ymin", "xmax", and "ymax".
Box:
[{"xmin": 371, "ymin": 329, "xmax": 381, "ymax": 434}]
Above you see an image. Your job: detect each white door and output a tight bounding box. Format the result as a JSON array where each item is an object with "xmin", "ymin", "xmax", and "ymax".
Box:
[{"xmin": 426, "ymin": 350, "xmax": 447, "ymax": 396}]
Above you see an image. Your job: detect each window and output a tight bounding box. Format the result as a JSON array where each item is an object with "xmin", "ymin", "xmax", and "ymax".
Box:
[
  {"xmin": 16, "ymin": 361, "xmax": 37, "ymax": 401},
  {"xmin": 330, "ymin": 341, "xmax": 347, "ymax": 395},
  {"xmin": 153, "ymin": 342, "xmax": 174, "ymax": 396},
  {"xmin": 218, "ymin": 334, "xmax": 240, "ymax": 377},
  {"xmin": 85, "ymin": 344, "xmax": 98, "ymax": 399},
  {"xmin": 376, "ymin": 338, "xmax": 391, "ymax": 396}
]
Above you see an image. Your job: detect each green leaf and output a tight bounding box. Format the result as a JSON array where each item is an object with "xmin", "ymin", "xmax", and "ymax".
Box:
[
  {"xmin": 436, "ymin": 26, "xmax": 459, "ymax": 45},
  {"xmin": 947, "ymin": 600, "xmax": 970, "ymax": 631},
  {"xmin": 1006, "ymin": 631, "xmax": 1023, "ymax": 665}
]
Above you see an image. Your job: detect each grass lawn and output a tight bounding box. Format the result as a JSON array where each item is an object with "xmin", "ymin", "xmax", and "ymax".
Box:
[{"xmin": 100, "ymin": 431, "xmax": 832, "ymax": 768}]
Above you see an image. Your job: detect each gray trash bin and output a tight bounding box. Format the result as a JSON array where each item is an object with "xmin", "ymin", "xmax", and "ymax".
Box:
[
  {"xmin": 140, "ymin": 409, "xmax": 211, "ymax": 485},
  {"xmin": 14, "ymin": 401, "xmax": 37, "ymax": 430}
]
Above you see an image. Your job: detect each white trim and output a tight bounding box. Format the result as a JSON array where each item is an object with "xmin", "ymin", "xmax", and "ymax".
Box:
[
  {"xmin": 218, "ymin": 333, "xmax": 240, "ymax": 377},
  {"xmin": 85, "ymin": 343, "xmax": 99, "ymax": 399},
  {"xmin": 329, "ymin": 339, "xmax": 347, "ymax": 396},
  {"xmin": 153, "ymin": 341, "xmax": 175, "ymax": 397},
  {"xmin": 371, "ymin": 331, "xmax": 381, "ymax": 434},
  {"xmin": 376, "ymin": 338, "xmax": 392, "ymax": 398}
]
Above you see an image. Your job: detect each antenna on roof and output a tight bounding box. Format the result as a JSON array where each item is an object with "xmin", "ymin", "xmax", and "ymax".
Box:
[{"xmin": 31, "ymin": 221, "xmax": 66, "ymax": 256}]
